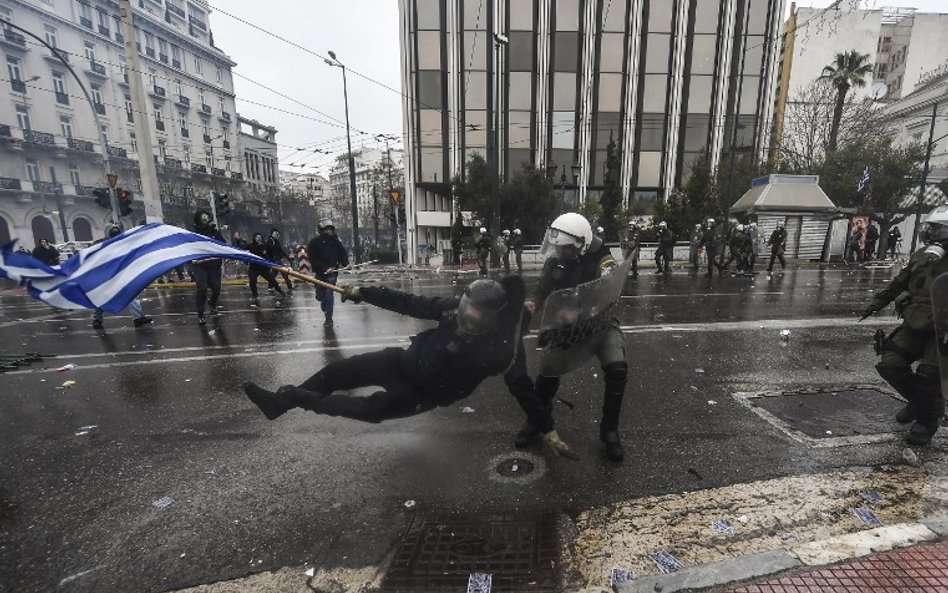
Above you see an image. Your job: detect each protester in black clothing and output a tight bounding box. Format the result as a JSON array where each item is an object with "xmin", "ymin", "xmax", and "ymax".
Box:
[
  {"xmin": 767, "ymin": 221, "xmax": 788, "ymax": 272},
  {"xmin": 864, "ymin": 223, "xmax": 880, "ymax": 261},
  {"xmin": 265, "ymin": 228, "xmax": 294, "ymax": 292},
  {"xmin": 192, "ymin": 210, "xmax": 224, "ymax": 326},
  {"xmin": 888, "ymin": 226, "xmax": 902, "ymax": 259},
  {"xmin": 246, "ymin": 233, "xmax": 286, "ymax": 304},
  {"xmin": 32, "ymin": 238, "xmax": 60, "ymax": 266},
  {"xmin": 243, "ymin": 276, "xmax": 525, "ymax": 424},
  {"xmin": 306, "ymin": 218, "xmax": 349, "ymax": 326}
]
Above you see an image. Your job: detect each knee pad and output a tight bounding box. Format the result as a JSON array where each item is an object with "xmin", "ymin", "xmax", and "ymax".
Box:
[{"xmin": 603, "ymin": 361, "xmax": 628, "ymax": 385}]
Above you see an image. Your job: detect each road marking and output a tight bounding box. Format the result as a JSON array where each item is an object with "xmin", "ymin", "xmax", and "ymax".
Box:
[{"xmin": 621, "ymin": 291, "xmax": 785, "ymax": 299}]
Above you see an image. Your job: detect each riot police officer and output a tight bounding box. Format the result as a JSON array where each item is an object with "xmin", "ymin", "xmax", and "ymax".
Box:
[
  {"xmin": 475, "ymin": 227, "xmax": 491, "ymax": 276},
  {"xmin": 863, "ymin": 205, "xmax": 948, "ymax": 446}
]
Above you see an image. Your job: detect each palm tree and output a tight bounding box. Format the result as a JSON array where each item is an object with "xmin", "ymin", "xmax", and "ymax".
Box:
[{"xmin": 819, "ymin": 50, "xmax": 874, "ymax": 152}]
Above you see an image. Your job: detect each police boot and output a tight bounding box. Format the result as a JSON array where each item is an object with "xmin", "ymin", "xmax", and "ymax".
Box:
[
  {"xmin": 876, "ymin": 361, "xmax": 919, "ymax": 424},
  {"xmin": 600, "ymin": 362, "xmax": 628, "ymax": 462},
  {"xmin": 906, "ymin": 367, "xmax": 944, "ymax": 446}
]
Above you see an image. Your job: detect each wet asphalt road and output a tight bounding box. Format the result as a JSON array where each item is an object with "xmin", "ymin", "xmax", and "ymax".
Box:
[{"xmin": 0, "ymin": 263, "xmax": 925, "ymax": 592}]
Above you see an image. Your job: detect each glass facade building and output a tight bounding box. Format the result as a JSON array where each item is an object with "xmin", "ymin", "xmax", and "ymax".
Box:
[{"xmin": 398, "ymin": 0, "xmax": 784, "ymax": 263}]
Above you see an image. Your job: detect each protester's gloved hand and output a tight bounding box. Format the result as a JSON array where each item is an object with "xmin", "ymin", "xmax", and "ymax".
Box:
[
  {"xmin": 543, "ymin": 430, "xmax": 578, "ymax": 460},
  {"xmin": 340, "ymin": 285, "xmax": 363, "ymax": 303},
  {"xmin": 860, "ymin": 303, "xmax": 879, "ymax": 321}
]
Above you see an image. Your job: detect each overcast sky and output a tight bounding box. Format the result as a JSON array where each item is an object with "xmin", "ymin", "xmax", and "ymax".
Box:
[{"xmin": 210, "ymin": 1, "xmax": 947, "ymax": 177}]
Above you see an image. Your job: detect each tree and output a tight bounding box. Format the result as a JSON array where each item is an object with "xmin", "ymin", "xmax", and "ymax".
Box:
[
  {"xmin": 821, "ymin": 135, "xmax": 925, "ymax": 257},
  {"xmin": 452, "ymin": 153, "xmax": 493, "ymax": 229},
  {"xmin": 819, "ymin": 50, "xmax": 873, "ymax": 152},
  {"xmin": 599, "ymin": 134, "xmax": 622, "ymax": 240},
  {"xmin": 500, "ymin": 164, "xmax": 560, "ymax": 243}
]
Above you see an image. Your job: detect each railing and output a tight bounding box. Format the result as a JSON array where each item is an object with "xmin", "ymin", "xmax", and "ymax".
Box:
[
  {"xmin": 0, "ymin": 177, "xmax": 22, "ymax": 190},
  {"xmin": 145, "ymin": 47, "xmax": 155, "ymax": 58},
  {"xmin": 200, "ymin": 104, "xmax": 211, "ymax": 114},
  {"xmin": 107, "ymin": 145, "xmax": 127, "ymax": 158},
  {"xmin": 10, "ymin": 79, "xmax": 25, "ymax": 93},
  {"xmin": 55, "ymin": 91, "xmax": 69, "ymax": 105},
  {"xmin": 98, "ymin": 25, "xmax": 110, "ymax": 37},
  {"xmin": 222, "ymin": 140, "xmax": 230, "ymax": 149},
  {"xmin": 74, "ymin": 184, "xmax": 92, "ymax": 196},
  {"xmin": 159, "ymin": 53, "xmax": 168, "ymax": 63},
  {"xmin": 167, "ymin": 4, "xmax": 186, "ymax": 18},
  {"xmin": 155, "ymin": 120, "xmax": 165, "ymax": 131},
  {"xmin": 188, "ymin": 15, "xmax": 207, "ymax": 31},
  {"xmin": 181, "ymin": 128, "xmax": 189, "ymax": 138},
  {"xmin": 164, "ymin": 158, "xmax": 182, "ymax": 169},
  {"xmin": 67, "ymin": 138, "xmax": 95, "ymax": 152},
  {"xmin": 212, "ymin": 168, "xmax": 226, "ymax": 177},
  {"xmin": 191, "ymin": 164, "xmax": 207, "ymax": 173},
  {"xmin": 80, "ymin": 17, "xmax": 93, "ymax": 29},
  {"xmin": 23, "ymin": 130, "xmax": 55, "ymax": 145},
  {"xmin": 0, "ymin": 124, "xmax": 10, "ymax": 137},
  {"xmin": 220, "ymin": 111, "xmax": 231, "ymax": 122},
  {"xmin": 230, "ymin": 172, "xmax": 243, "ymax": 180},
  {"xmin": 90, "ymin": 61, "xmax": 106, "ymax": 75},
  {"xmin": 203, "ymin": 134, "xmax": 211, "ymax": 143},
  {"xmin": 176, "ymin": 95, "xmax": 190, "ymax": 107},
  {"xmin": 34, "ymin": 181, "xmax": 62, "ymax": 194},
  {"xmin": 152, "ymin": 85, "xmax": 166, "ymax": 97},
  {"xmin": 2, "ymin": 29, "xmax": 26, "ymax": 47},
  {"xmin": 94, "ymin": 103, "xmax": 106, "ymax": 115},
  {"xmin": 172, "ymin": 59, "xmax": 180, "ymax": 69}
]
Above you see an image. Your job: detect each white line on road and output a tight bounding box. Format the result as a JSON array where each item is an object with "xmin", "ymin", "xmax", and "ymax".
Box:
[{"xmin": 621, "ymin": 291, "xmax": 785, "ymax": 299}]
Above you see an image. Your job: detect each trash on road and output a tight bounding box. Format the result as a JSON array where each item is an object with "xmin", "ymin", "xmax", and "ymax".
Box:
[
  {"xmin": 853, "ymin": 507, "xmax": 884, "ymax": 527},
  {"xmin": 56, "ymin": 363, "xmax": 76, "ymax": 372},
  {"xmin": 461, "ymin": 406, "xmax": 475, "ymax": 413},
  {"xmin": 184, "ymin": 378, "xmax": 192, "ymax": 382},
  {"xmin": 58, "ymin": 380, "xmax": 77, "ymax": 389},
  {"xmin": 902, "ymin": 448, "xmax": 919, "ymax": 466},
  {"xmin": 304, "ymin": 567, "xmax": 315, "ymax": 577},
  {"xmin": 737, "ymin": 515, "xmax": 749, "ymax": 524},
  {"xmin": 403, "ymin": 499, "xmax": 416, "ymax": 509},
  {"xmin": 777, "ymin": 532, "xmax": 796, "ymax": 542},
  {"xmin": 75, "ymin": 425, "xmax": 97, "ymax": 436},
  {"xmin": 707, "ymin": 400, "xmax": 717, "ymax": 405},
  {"xmin": 780, "ymin": 329, "xmax": 791, "ymax": 340},
  {"xmin": 695, "ymin": 368, "xmax": 706, "ymax": 374},
  {"xmin": 650, "ymin": 549, "xmax": 685, "ymax": 573},
  {"xmin": 860, "ymin": 490, "xmax": 884, "ymax": 505},
  {"xmin": 207, "ymin": 329, "xmax": 216, "ymax": 336},
  {"xmin": 152, "ymin": 496, "xmax": 174, "ymax": 509},
  {"xmin": 610, "ymin": 568, "xmax": 635, "ymax": 586},
  {"xmin": 467, "ymin": 572, "xmax": 492, "ymax": 593},
  {"xmin": 711, "ymin": 520, "xmax": 733, "ymax": 534}
]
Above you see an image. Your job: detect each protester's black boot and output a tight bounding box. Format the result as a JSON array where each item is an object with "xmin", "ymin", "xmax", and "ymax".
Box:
[
  {"xmin": 514, "ymin": 422, "xmax": 541, "ymax": 449},
  {"xmin": 895, "ymin": 404, "xmax": 918, "ymax": 424},
  {"xmin": 243, "ymin": 382, "xmax": 292, "ymax": 420},
  {"xmin": 906, "ymin": 367, "xmax": 943, "ymax": 446},
  {"xmin": 600, "ymin": 362, "xmax": 628, "ymax": 462}
]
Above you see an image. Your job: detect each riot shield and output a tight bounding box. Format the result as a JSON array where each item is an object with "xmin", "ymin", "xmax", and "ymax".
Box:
[
  {"xmin": 536, "ymin": 256, "xmax": 632, "ymax": 377},
  {"xmin": 930, "ymin": 270, "xmax": 948, "ymax": 397}
]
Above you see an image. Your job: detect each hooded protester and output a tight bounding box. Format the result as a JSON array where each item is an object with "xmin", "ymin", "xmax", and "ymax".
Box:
[
  {"xmin": 306, "ymin": 218, "xmax": 349, "ymax": 327},
  {"xmin": 192, "ymin": 210, "xmax": 225, "ymax": 326},
  {"xmin": 247, "ymin": 232, "xmax": 286, "ymax": 304},
  {"xmin": 266, "ymin": 228, "xmax": 294, "ymax": 292}
]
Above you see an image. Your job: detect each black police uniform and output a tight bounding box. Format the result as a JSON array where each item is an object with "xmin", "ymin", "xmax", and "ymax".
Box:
[{"xmin": 249, "ymin": 276, "xmax": 525, "ymax": 423}]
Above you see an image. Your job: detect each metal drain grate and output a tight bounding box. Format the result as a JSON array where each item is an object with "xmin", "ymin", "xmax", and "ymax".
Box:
[{"xmin": 381, "ymin": 513, "xmax": 559, "ymax": 592}]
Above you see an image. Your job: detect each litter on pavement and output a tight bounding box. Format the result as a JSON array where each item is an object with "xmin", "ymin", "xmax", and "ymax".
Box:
[
  {"xmin": 853, "ymin": 507, "xmax": 884, "ymax": 527},
  {"xmin": 56, "ymin": 364, "xmax": 76, "ymax": 371},
  {"xmin": 711, "ymin": 520, "xmax": 734, "ymax": 534},
  {"xmin": 650, "ymin": 549, "xmax": 685, "ymax": 573},
  {"xmin": 58, "ymin": 380, "xmax": 77, "ymax": 389},
  {"xmin": 780, "ymin": 329, "xmax": 791, "ymax": 340},
  {"xmin": 461, "ymin": 406, "xmax": 475, "ymax": 413},
  {"xmin": 403, "ymin": 499, "xmax": 416, "ymax": 509},
  {"xmin": 610, "ymin": 568, "xmax": 635, "ymax": 586},
  {"xmin": 860, "ymin": 490, "xmax": 884, "ymax": 505},
  {"xmin": 304, "ymin": 567, "xmax": 315, "ymax": 577},
  {"xmin": 75, "ymin": 425, "xmax": 97, "ymax": 436},
  {"xmin": 467, "ymin": 572, "xmax": 492, "ymax": 593},
  {"xmin": 152, "ymin": 496, "xmax": 174, "ymax": 509}
]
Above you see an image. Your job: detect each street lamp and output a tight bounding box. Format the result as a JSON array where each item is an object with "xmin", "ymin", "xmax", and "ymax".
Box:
[
  {"xmin": 324, "ymin": 49, "xmax": 360, "ymax": 263},
  {"xmin": 491, "ymin": 32, "xmax": 508, "ymax": 265},
  {"xmin": 570, "ymin": 163, "xmax": 582, "ymax": 209}
]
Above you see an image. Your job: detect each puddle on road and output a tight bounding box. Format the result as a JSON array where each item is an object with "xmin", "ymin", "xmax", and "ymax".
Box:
[{"xmin": 561, "ymin": 463, "xmax": 948, "ymax": 590}]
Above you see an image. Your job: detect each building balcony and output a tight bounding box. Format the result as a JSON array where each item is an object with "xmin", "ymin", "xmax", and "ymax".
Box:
[
  {"xmin": 151, "ymin": 85, "xmax": 166, "ymax": 99},
  {"xmin": 107, "ymin": 145, "xmax": 127, "ymax": 159},
  {"xmin": 0, "ymin": 124, "xmax": 10, "ymax": 138},
  {"xmin": 23, "ymin": 130, "xmax": 56, "ymax": 145},
  {"xmin": 44, "ymin": 51, "xmax": 69, "ymax": 65},
  {"xmin": 167, "ymin": 4, "xmax": 186, "ymax": 19},
  {"xmin": 164, "ymin": 157, "xmax": 183, "ymax": 169},
  {"xmin": 115, "ymin": 31, "xmax": 124, "ymax": 43},
  {"xmin": 80, "ymin": 17, "xmax": 93, "ymax": 29},
  {"xmin": 88, "ymin": 61, "xmax": 107, "ymax": 77},
  {"xmin": 145, "ymin": 47, "xmax": 155, "ymax": 58},
  {"xmin": 189, "ymin": 15, "xmax": 207, "ymax": 31},
  {"xmin": 155, "ymin": 120, "xmax": 165, "ymax": 131},
  {"xmin": 220, "ymin": 111, "xmax": 231, "ymax": 122},
  {"xmin": 159, "ymin": 53, "xmax": 168, "ymax": 64},
  {"xmin": 175, "ymin": 95, "xmax": 190, "ymax": 108},
  {"xmin": 230, "ymin": 171, "xmax": 243, "ymax": 180},
  {"xmin": 203, "ymin": 133, "xmax": 211, "ymax": 144},
  {"xmin": 181, "ymin": 128, "xmax": 189, "ymax": 138},
  {"xmin": 222, "ymin": 140, "xmax": 230, "ymax": 149},
  {"xmin": 172, "ymin": 58, "xmax": 181, "ymax": 69},
  {"xmin": 212, "ymin": 167, "xmax": 226, "ymax": 177},
  {"xmin": 191, "ymin": 163, "xmax": 207, "ymax": 173},
  {"xmin": 0, "ymin": 29, "xmax": 28, "ymax": 50},
  {"xmin": 55, "ymin": 91, "xmax": 69, "ymax": 105},
  {"xmin": 67, "ymin": 138, "xmax": 95, "ymax": 152},
  {"xmin": 126, "ymin": 111, "xmax": 134, "ymax": 123},
  {"xmin": 0, "ymin": 177, "xmax": 22, "ymax": 190},
  {"xmin": 34, "ymin": 180, "xmax": 63, "ymax": 194},
  {"xmin": 73, "ymin": 184, "xmax": 92, "ymax": 196},
  {"xmin": 94, "ymin": 103, "xmax": 106, "ymax": 115},
  {"xmin": 98, "ymin": 25, "xmax": 110, "ymax": 37},
  {"xmin": 10, "ymin": 79, "xmax": 26, "ymax": 93},
  {"xmin": 200, "ymin": 104, "xmax": 211, "ymax": 115}
]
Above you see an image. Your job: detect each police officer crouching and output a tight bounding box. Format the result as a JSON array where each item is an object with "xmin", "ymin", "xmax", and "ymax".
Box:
[{"xmin": 863, "ymin": 205, "xmax": 948, "ymax": 446}]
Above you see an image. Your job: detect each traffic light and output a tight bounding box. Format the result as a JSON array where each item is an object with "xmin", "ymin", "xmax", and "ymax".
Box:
[
  {"xmin": 116, "ymin": 188, "xmax": 133, "ymax": 216},
  {"xmin": 214, "ymin": 192, "xmax": 231, "ymax": 218},
  {"xmin": 92, "ymin": 187, "xmax": 111, "ymax": 209}
]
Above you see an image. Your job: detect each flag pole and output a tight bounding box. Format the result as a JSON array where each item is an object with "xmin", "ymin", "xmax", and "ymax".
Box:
[{"xmin": 271, "ymin": 266, "xmax": 345, "ymax": 294}]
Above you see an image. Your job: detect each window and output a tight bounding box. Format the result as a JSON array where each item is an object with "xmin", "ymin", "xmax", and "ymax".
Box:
[
  {"xmin": 194, "ymin": 55, "xmax": 202, "ymax": 74},
  {"xmin": 0, "ymin": 5, "xmax": 12, "ymax": 30},
  {"xmin": 205, "ymin": 150, "xmax": 213, "ymax": 168},
  {"xmin": 6, "ymin": 56, "xmax": 21, "ymax": 81},
  {"xmin": 113, "ymin": 15, "xmax": 122, "ymax": 37},
  {"xmin": 60, "ymin": 115, "xmax": 73, "ymax": 139},
  {"xmin": 183, "ymin": 145, "xmax": 191, "ymax": 166},
  {"xmin": 216, "ymin": 65, "xmax": 222, "ymax": 83},
  {"xmin": 554, "ymin": 31, "xmax": 579, "ymax": 71},
  {"xmin": 97, "ymin": 9, "xmax": 109, "ymax": 31},
  {"xmin": 218, "ymin": 95, "xmax": 225, "ymax": 112},
  {"xmin": 158, "ymin": 139, "xmax": 167, "ymax": 160},
  {"xmin": 171, "ymin": 44, "xmax": 182, "ymax": 67},
  {"xmin": 179, "ymin": 112, "xmax": 187, "ymax": 129},
  {"xmin": 15, "ymin": 105, "xmax": 30, "ymax": 130},
  {"xmin": 124, "ymin": 93, "xmax": 133, "ymax": 114},
  {"xmin": 148, "ymin": 68, "xmax": 157, "ymax": 87},
  {"xmin": 52, "ymin": 72, "xmax": 66, "ymax": 93},
  {"xmin": 69, "ymin": 164, "xmax": 81, "ymax": 186},
  {"xmin": 78, "ymin": 1, "xmax": 92, "ymax": 23},
  {"xmin": 202, "ymin": 120, "xmax": 209, "ymax": 136},
  {"xmin": 221, "ymin": 128, "xmax": 229, "ymax": 143},
  {"xmin": 174, "ymin": 79, "xmax": 182, "ymax": 96},
  {"xmin": 878, "ymin": 36, "xmax": 891, "ymax": 53},
  {"xmin": 158, "ymin": 38, "xmax": 168, "ymax": 62},
  {"xmin": 44, "ymin": 24, "xmax": 57, "ymax": 48},
  {"xmin": 153, "ymin": 104, "xmax": 163, "ymax": 123},
  {"xmin": 198, "ymin": 87, "xmax": 206, "ymax": 106},
  {"xmin": 84, "ymin": 41, "xmax": 96, "ymax": 61},
  {"xmin": 119, "ymin": 59, "xmax": 127, "ymax": 79},
  {"xmin": 100, "ymin": 125, "xmax": 108, "ymax": 145},
  {"xmin": 130, "ymin": 132, "xmax": 137, "ymax": 152},
  {"xmin": 144, "ymin": 31, "xmax": 155, "ymax": 56},
  {"xmin": 91, "ymin": 83, "xmax": 102, "ymax": 105},
  {"xmin": 26, "ymin": 159, "xmax": 39, "ymax": 182}
]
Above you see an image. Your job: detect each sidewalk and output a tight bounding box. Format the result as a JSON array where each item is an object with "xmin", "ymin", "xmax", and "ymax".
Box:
[{"xmin": 729, "ymin": 539, "xmax": 948, "ymax": 593}]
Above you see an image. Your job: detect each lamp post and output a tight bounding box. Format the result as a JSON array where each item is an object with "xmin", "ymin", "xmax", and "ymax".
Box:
[
  {"xmin": 910, "ymin": 101, "xmax": 939, "ymax": 253},
  {"xmin": 571, "ymin": 163, "xmax": 582, "ymax": 210},
  {"xmin": 325, "ymin": 50, "xmax": 360, "ymax": 263},
  {"xmin": 492, "ymin": 33, "xmax": 508, "ymax": 266}
]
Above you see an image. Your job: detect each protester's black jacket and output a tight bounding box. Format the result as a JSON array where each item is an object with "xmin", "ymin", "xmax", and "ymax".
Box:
[
  {"xmin": 32, "ymin": 245, "xmax": 59, "ymax": 266},
  {"xmin": 247, "ymin": 241, "xmax": 271, "ymax": 272},
  {"xmin": 192, "ymin": 223, "xmax": 225, "ymax": 267},
  {"xmin": 307, "ymin": 234, "xmax": 349, "ymax": 274},
  {"xmin": 265, "ymin": 236, "xmax": 289, "ymax": 262},
  {"xmin": 360, "ymin": 276, "xmax": 525, "ymax": 404}
]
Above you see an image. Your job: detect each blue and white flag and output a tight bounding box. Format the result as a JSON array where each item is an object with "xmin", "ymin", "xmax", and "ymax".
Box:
[
  {"xmin": 857, "ymin": 166, "xmax": 870, "ymax": 192},
  {"xmin": 0, "ymin": 223, "xmax": 278, "ymax": 313}
]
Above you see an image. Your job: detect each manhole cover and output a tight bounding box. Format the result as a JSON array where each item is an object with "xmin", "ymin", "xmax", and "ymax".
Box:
[
  {"xmin": 381, "ymin": 513, "xmax": 559, "ymax": 592},
  {"xmin": 740, "ymin": 388, "xmax": 905, "ymax": 446},
  {"xmin": 496, "ymin": 458, "xmax": 535, "ymax": 477}
]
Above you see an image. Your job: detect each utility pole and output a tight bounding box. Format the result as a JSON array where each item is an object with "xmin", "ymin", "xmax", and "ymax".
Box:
[
  {"xmin": 325, "ymin": 51, "xmax": 360, "ymax": 263},
  {"xmin": 910, "ymin": 101, "xmax": 939, "ymax": 253},
  {"xmin": 119, "ymin": 0, "xmax": 163, "ymax": 223},
  {"xmin": 372, "ymin": 183, "xmax": 379, "ymax": 245},
  {"xmin": 491, "ymin": 33, "xmax": 508, "ymax": 268}
]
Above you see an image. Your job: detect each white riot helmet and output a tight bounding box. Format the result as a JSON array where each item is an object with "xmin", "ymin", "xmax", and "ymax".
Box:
[
  {"xmin": 736, "ymin": 224, "xmax": 745, "ymax": 232},
  {"xmin": 922, "ymin": 204, "xmax": 948, "ymax": 243},
  {"xmin": 706, "ymin": 218, "xmax": 715, "ymax": 228},
  {"xmin": 629, "ymin": 220, "xmax": 638, "ymax": 229},
  {"xmin": 502, "ymin": 229, "xmax": 511, "ymax": 237},
  {"xmin": 595, "ymin": 226, "xmax": 604, "ymax": 235},
  {"xmin": 695, "ymin": 223, "xmax": 702, "ymax": 230},
  {"xmin": 479, "ymin": 227, "xmax": 488, "ymax": 234},
  {"xmin": 542, "ymin": 212, "xmax": 593, "ymax": 260},
  {"xmin": 513, "ymin": 228, "xmax": 522, "ymax": 235},
  {"xmin": 658, "ymin": 221, "xmax": 668, "ymax": 229},
  {"xmin": 777, "ymin": 220, "xmax": 785, "ymax": 228}
]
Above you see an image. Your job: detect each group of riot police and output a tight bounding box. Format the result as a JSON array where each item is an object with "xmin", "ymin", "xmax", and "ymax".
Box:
[{"xmin": 475, "ymin": 227, "xmax": 525, "ymax": 276}]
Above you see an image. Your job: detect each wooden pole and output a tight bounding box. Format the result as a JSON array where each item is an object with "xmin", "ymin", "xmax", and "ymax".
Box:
[{"xmin": 271, "ymin": 266, "xmax": 344, "ymax": 293}]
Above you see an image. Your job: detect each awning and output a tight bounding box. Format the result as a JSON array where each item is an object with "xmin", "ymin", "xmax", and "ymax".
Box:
[
  {"xmin": 898, "ymin": 184, "xmax": 947, "ymax": 209},
  {"xmin": 730, "ymin": 174, "xmax": 838, "ymax": 215}
]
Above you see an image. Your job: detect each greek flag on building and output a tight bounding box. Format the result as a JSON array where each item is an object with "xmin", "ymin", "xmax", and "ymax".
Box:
[
  {"xmin": 0, "ymin": 223, "xmax": 276, "ymax": 313},
  {"xmin": 857, "ymin": 166, "xmax": 870, "ymax": 192}
]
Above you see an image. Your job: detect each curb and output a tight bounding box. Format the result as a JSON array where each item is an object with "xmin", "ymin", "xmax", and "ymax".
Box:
[{"xmin": 614, "ymin": 516, "xmax": 948, "ymax": 593}]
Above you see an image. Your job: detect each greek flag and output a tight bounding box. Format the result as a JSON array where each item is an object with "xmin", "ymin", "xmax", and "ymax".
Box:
[
  {"xmin": 0, "ymin": 223, "xmax": 277, "ymax": 313},
  {"xmin": 857, "ymin": 166, "xmax": 870, "ymax": 192}
]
